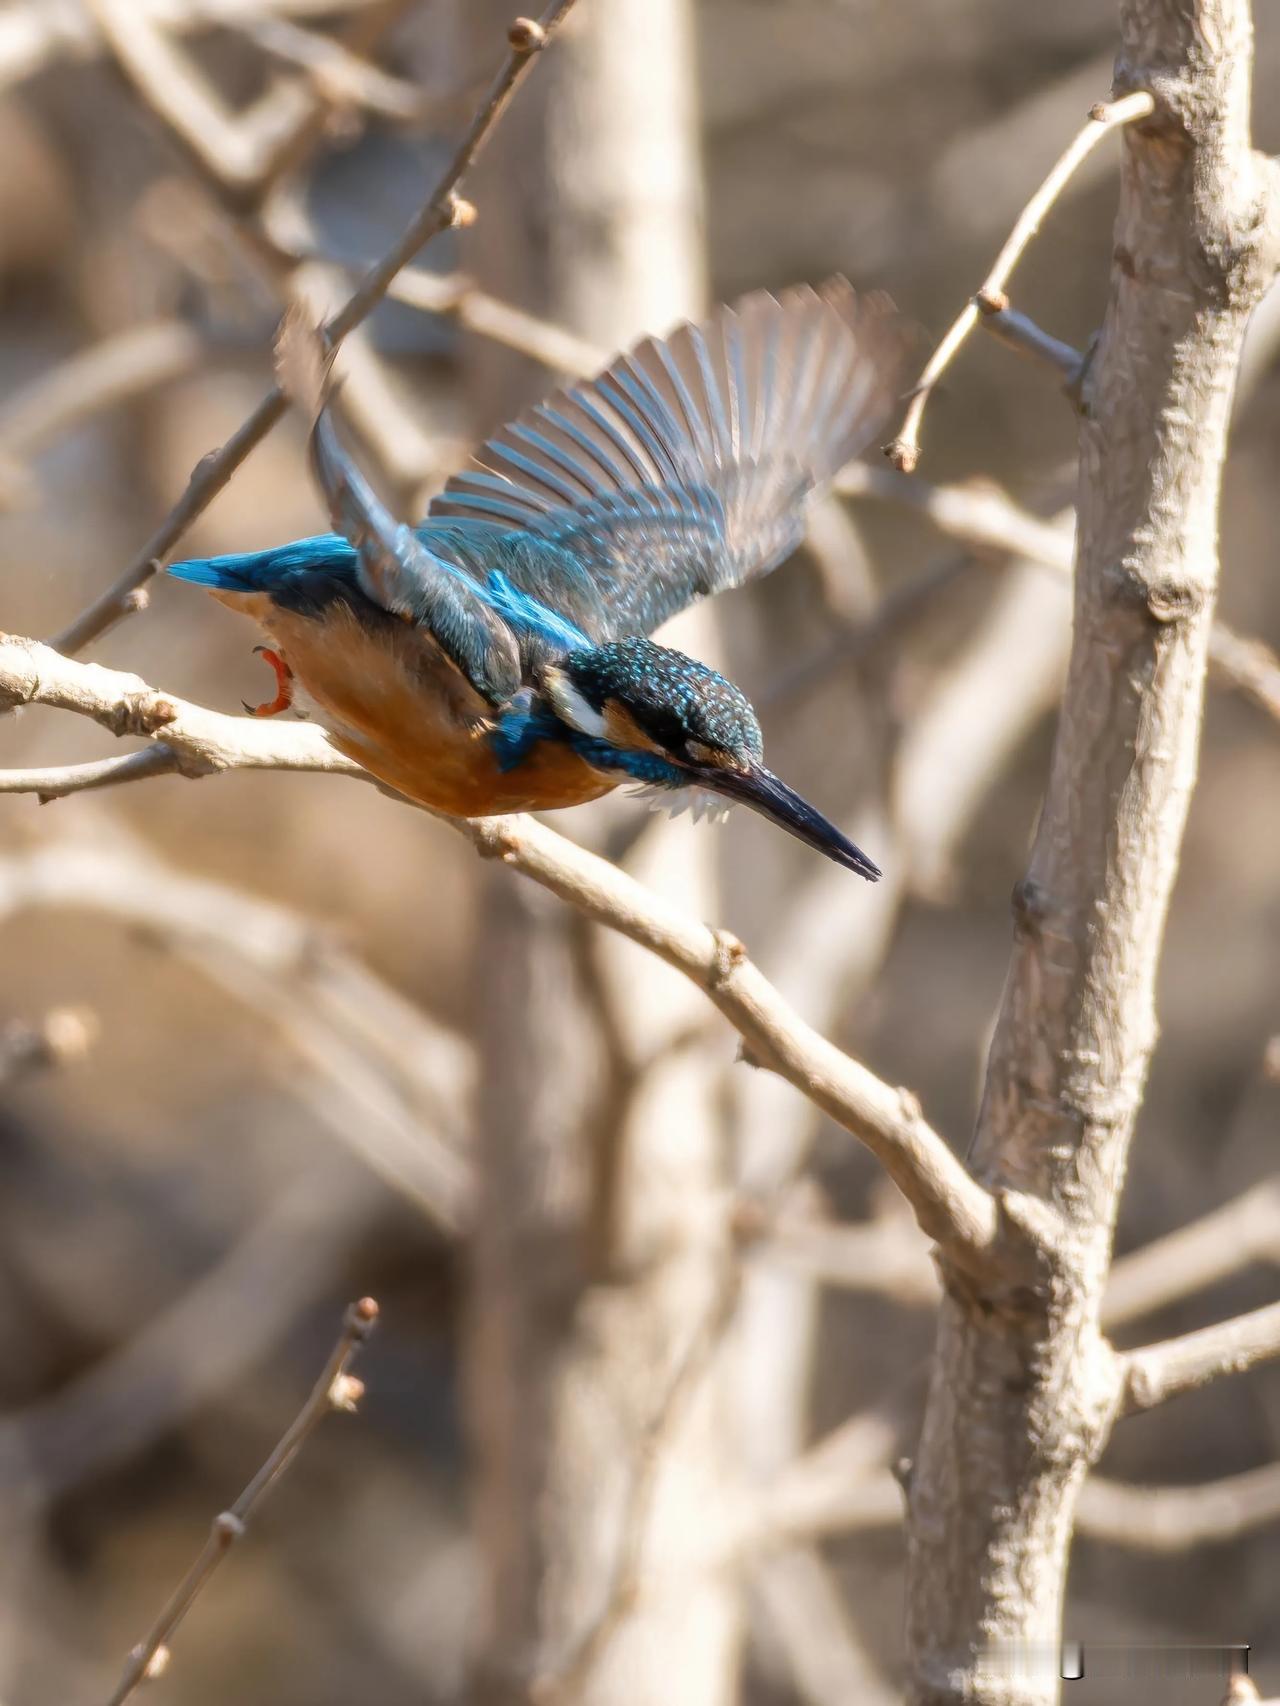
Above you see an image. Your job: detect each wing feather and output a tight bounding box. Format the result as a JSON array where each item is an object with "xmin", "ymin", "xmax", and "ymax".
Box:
[{"xmin": 427, "ymin": 279, "xmax": 910, "ymax": 642}]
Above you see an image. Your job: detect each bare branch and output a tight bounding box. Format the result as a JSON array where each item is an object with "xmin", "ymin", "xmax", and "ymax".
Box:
[
  {"xmin": 0, "ymin": 635, "xmax": 998, "ymax": 1266},
  {"xmin": 235, "ymin": 14, "xmax": 431, "ymax": 124},
  {"xmin": 1120, "ymin": 1300, "xmax": 1280, "ymax": 1415},
  {"xmin": 976, "ymin": 300, "xmax": 1086, "ymax": 386},
  {"xmin": 0, "ymin": 321, "xmax": 203, "ymax": 480},
  {"xmin": 1103, "ymin": 1178, "xmax": 1280, "ymax": 1330},
  {"xmin": 86, "ymin": 0, "xmax": 286, "ymax": 193},
  {"xmin": 0, "ymin": 0, "xmax": 386, "ymax": 92},
  {"xmin": 102, "ymin": 1295, "xmax": 378, "ymax": 1706},
  {"xmin": 885, "ymin": 91, "xmax": 1155, "ymax": 473},
  {"xmin": 839, "ymin": 463, "xmax": 1280, "ymax": 726},
  {"xmin": 50, "ymin": 0, "xmax": 582, "ymax": 657},
  {"xmin": 0, "ymin": 831, "xmax": 472, "ymax": 1224},
  {"xmin": 745, "ymin": 1460, "xmax": 1280, "ymax": 1555},
  {"xmin": 531, "ymin": 1263, "xmax": 740, "ymax": 1705},
  {"xmin": 1076, "ymin": 1463, "xmax": 1280, "ymax": 1551},
  {"xmin": 379, "ymin": 265, "xmax": 608, "ymax": 377}
]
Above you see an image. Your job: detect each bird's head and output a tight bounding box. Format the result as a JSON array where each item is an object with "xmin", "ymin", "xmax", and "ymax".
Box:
[{"xmin": 540, "ymin": 638, "xmax": 880, "ymax": 880}]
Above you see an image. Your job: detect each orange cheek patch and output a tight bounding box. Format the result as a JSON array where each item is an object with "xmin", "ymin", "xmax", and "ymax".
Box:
[{"xmin": 603, "ymin": 699, "xmax": 667, "ymax": 756}]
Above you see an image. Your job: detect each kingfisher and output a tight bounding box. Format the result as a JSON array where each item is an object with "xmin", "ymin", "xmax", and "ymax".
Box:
[{"xmin": 169, "ymin": 280, "xmax": 908, "ymax": 878}]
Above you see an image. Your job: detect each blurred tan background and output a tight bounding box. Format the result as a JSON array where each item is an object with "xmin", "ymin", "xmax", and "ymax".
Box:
[{"xmin": 0, "ymin": 2, "xmax": 1278, "ymax": 1702}]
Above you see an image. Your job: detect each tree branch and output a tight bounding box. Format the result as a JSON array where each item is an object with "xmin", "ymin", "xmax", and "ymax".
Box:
[
  {"xmin": 49, "ymin": 0, "xmax": 581, "ymax": 657},
  {"xmin": 1103, "ymin": 1177, "xmax": 1280, "ymax": 1330},
  {"xmin": 903, "ymin": 0, "xmax": 1280, "ymax": 1690},
  {"xmin": 885, "ymin": 91, "xmax": 1154, "ymax": 473},
  {"xmin": 0, "ymin": 634, "xmax": 998, "ymax": 1268},
  {"xmin": 1075, "ymin": 1462, "xmax": 1280, "ymax": 1551},
  {"xmin": 102, "ymin": 1294, "xmax": 378, "ymax": 1706},
  {"xmin": 1120, "ymin": 1299, "xmax": 1280, "ymax": 1415}
]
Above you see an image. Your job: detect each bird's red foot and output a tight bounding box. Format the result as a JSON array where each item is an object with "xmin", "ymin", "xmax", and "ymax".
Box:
[{"xmin": 243, "ymin": 646, "xmax": 294, "ymax": 717}]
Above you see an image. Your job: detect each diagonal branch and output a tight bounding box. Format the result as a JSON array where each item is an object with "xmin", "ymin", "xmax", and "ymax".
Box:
[
  {"xmin": 0, "ymin": 635, "xmax": 999, "ymax": 1269},
  {"xmin": 1119, "ymin": 1299, "xmax": 1280, "ymax": 1416},
  {"xmin": 102, "ymin": 1295, "xmax": 378, "ymax": 1706},
  {"xmin": 50, "ymin": 0, "xmax": 581, "ymax": 658},
  {"xmin": 885, "ymin": 90, "xmax": 1155, "ymax": 473}
]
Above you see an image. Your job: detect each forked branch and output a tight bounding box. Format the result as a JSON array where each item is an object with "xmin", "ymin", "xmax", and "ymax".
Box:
[{"xmin": 0, "ymin": 634, "xmax": 999, "ymax": 1270}]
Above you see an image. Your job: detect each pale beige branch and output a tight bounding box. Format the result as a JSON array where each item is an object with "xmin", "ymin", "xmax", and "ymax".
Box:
[
  {"xmin": 531, "ymin": 1263, "xmax": 740, "ymax": 1706},
  {"xmin": 50, "ymin": 0, "xmax": 581, "ymax": 657},
  {"xmin": 0, "ymin": 0, "xmax": 385, "ymax": 91},
  {"xmin": 752, "ymin": 1545, "xmax": 901, "ymax": 1706},
  {"xmin": 1076, "ymin": 1463, "xmax": 1280, "ymax": 1551},
  {"xmin": 0, "ymin": 830, "xmax": 472, "ymax": 1225},
  {"xmin": 368, "ymin": 265, "xmax": 609, "ymax": 378},
  {"xmin": 838, "ymin": 464, "xmax": 1280, "ymax": 726},
  {"xmin": 235, "ymin": 13, "xmax": 430, "ymax": 124},
  {"xmin": 1103, "ymin": 1178, "xmax": 1280, "ymax": 1330},
  {"xmin": 1121, "ymin": 1300, "xmax": 1280, "ymax": 1415},
  {"xmin": 744, "ymin": 1460, "xmax": 1280, "ymax": 1555},
  {"xmin": 86, "ymin": 0, "xmax": 287, "ymax": 193},
  {"xmin": 739, "ymin": 1199, "xmax": 939, "ymax": 1305},
  {"xmin": 0, "ymin": 321, "xmax": 203, "ymax": 501},
  {"xmin": 885, "ymin": 91, "xmax": 1155, "ymax": 473},
  {"xmin": 0, "ymin": 635, "xmax": 997, "ymax": 1267}
]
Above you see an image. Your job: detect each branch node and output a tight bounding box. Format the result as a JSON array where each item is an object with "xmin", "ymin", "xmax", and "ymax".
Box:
[
  {"xmin": 710, "ymin": 928, "xmax": 747, "ymax": 990},
  {"xmin": 883, "ymin": 437, "xmax": 919, "ymax": 475},
  {"xmin": 449, "ymin": 194, "xmax": 477, "ymax": 230},
  {"xmin": 212, "ymin": 1511, "xmax": 246, "ymax": 1545},
  {"xmin": 328, "ymin": 1373, "xmax": 365, "ymax": 1412},
  {"xmin": 975, "ymin": 287, "xmax": 1008, "ymax": 316},
  {"xmin": 508, "ymin": 17, "xmax": 548, "ymax": 53},
  {"xmin": 140, "ymin": 696, "xmax": 179, "ymax": 734},
  {"xmin": 346, "ymin": 1296, "xmax": 375, "ymax": 1337}
]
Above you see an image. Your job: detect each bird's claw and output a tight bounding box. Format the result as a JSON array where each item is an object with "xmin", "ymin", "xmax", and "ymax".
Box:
[{"xmin": 245, "ymin": 645, "xmax": 294, "ymax": 717}]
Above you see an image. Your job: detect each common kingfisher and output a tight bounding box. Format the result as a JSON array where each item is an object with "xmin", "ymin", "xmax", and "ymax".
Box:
[{"xmin": 169, "ymin": 280, "xmax": 908, "ymax": 878}]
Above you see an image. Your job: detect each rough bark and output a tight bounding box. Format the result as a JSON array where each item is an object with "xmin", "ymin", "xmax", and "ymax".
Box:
[
  {"xmin": 452, "ymin": 5, "xmax": 741, "ymax": 1704},
  {"xmin": 903, "ymin": 4, "xmax": 1280, "ymax": 1702}
]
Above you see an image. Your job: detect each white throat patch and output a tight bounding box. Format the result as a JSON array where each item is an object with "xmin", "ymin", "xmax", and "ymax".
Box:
[{"xmin": 629, "ymin": 782, "xmax": 733, "ymax": 825}]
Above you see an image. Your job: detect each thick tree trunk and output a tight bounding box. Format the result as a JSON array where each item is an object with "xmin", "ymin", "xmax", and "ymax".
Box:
[
  {"xmin": 453, "ymin": 6, "xmax": 742, "ymax": 1704},
  {"xmin": 904, "ymin": 4, "xmax": 1280, "ymax": 1702}
]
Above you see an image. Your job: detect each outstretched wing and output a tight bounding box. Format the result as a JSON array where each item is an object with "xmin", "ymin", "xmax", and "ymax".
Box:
[
  {"xmin": 276, "ymin": 307, "xmax": 524, "ymax": 707},
  {"xmin": 425, "ymin": 280, "xmax": 911, "ymax": 643}
]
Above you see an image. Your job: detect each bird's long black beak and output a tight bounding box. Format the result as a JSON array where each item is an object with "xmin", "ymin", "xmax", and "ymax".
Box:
[{"xmin": 697, "ymin": 763, "xmax": 881, "ymax": 881}]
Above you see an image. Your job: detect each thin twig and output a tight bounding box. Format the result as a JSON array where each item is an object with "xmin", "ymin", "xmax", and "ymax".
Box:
[
  {"xmin": 0, "ymin": 635, "xmax": 1000, "ymax": 1271},
  {"xmin": 531, "ymin": 1264, "xmax": 741, "ymax": 1705},
  {"xmin": 0, "ymin": 0, "xmax": 386, "ymax": 93},
  {"xmin": 1120, "ymin": 1299, "xmax": 1280, "ymax": 1415},
  {"xmin": 236, "ymin": 14, "xmax": 431, "ymax": 124},
  {"xmin": 0, "ymin": 831, "xmax": 472, "ymax": 1224},
  {"xmin": 50, "ymin": 0, "xmax": 581, "ymax": 657},
  {"xmin": 885, "ymin": 91, "xmax": 1155, "ymax": 472},
  {"xmin": 837, "ymin": 462, "xmax": 1280, "ymax": 724},
  {"xmin": 0, "ymin": 321, "xmax": 203, "ymax": 462},
  {"xmin": 103, "ymin": 1295, "xmax": 379, "ymax": 1706}
]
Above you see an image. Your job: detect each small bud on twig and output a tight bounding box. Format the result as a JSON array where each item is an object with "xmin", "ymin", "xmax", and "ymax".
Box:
[{"xmin": 508, "ymin": 18, "xmax": 547, "ymax": 53}]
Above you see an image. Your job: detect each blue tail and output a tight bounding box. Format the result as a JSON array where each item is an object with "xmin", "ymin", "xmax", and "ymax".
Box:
[{"xmin": 167, "ymin": 533, "xmax": 358, "ymax": 591}]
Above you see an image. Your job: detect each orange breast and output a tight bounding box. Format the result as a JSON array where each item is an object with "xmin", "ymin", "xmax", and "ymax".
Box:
[{"xmin": 215, "ymin": 590, "xmax": 616, "ymax": 817}]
